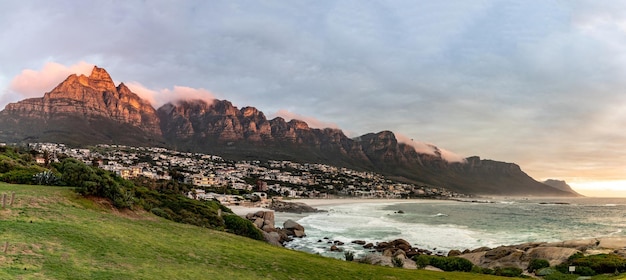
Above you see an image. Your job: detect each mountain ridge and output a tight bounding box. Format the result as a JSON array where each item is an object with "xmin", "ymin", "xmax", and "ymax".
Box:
[{"xmin": 0, "ymin": 66, "xmax": 581, "ymax": 197}]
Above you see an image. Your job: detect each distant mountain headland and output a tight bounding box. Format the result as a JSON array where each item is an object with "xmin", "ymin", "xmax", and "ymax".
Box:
[{"xmin": 0, "ymin": 66, "xmax": 581, "ymax": 197}]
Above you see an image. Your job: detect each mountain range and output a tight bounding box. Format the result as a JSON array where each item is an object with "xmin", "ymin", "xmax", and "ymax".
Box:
[{"xmin": 0, "ymin": 66, "xmax": 580, "ymax": 196}]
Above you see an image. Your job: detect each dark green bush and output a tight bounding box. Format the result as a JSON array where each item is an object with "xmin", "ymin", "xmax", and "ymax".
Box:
[
  {"xmin": 150, "ymin": 207, "xmax": 171, "ymax": 219},
  {"xmin": 414, "ymin": 255, "xmax": 430, "ymax": 268},
  {"xmin": 222, "ymin": 214, "xmax": 263, "ymax": 240},
  {"xmin": 424, "ymin": 256, "xmax": 474, "ymax": 272},
  {"xmin": 344, "ymin": 251, "xmax": 354, "ymax": 261},
  {"xmin": 528, "ymin": 258, "xmax": 550, "ymax": 272},
  {"xmin": 560, "ymin": 253, "xmax": 626, "ymax": 275},
  {"xmin": 494, "ymin": 266, "xmax": 523, "ymax": 277},
  {"xmin": 1, "ymin": 168, "xmax": 41, "ymax": 184}
]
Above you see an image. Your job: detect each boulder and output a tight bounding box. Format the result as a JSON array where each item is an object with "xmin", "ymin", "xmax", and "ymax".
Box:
[
  {"xmin": 352, "ymin": 240, "xmax": 367, "ymax": 245},
  {"xmin": 526, "ymin": 247, "xmax": 580, "ymax": 267},
  {"xmin": 597, "ymin": 237, "xmax": 626, "ymax": 250},
  {"xmin": 253, "ymin": 218, "xmax": 264, "ymax": 229},
  {"xmin": 382, "ymin": 248, "xmax": 395, "ymax": 257},
  {"xmin": 293, "ymin": 229, "xmax": 306, "ymax": 238},
  {"xmin": 330, "ymin": 245, "xmax": 341, "ymax": 252},
  {"xmin": 262, "ymin": 224, "xmax": 275, "ymax": 232},
  {"xmin": 270, "ymin": 200, "xmax": 320, "ymax": 213},
  {"xmin": 448, "ymin": 249, "xmax": 462, "ymax": 257},
  {"xmin": 363, "ymin": 243, "xmax": 374, "ymax": 249},
  {"xmin": 543, "ymin": 238, "xmax": 597, "ymax": 251},
  {"xmin": 283, "ymin": 219, "xmax": 305, "ymax": 231},
  {"xmin": 262, "ymin": 231, "xmax": 282, "ymax": 247},
  {"xmin": 393, "ymin": 249, "xmax": 407, "ymax": 259},
  {"xmin": 358, "ymin": 253, "xmax": 417, "ymax": 269}
]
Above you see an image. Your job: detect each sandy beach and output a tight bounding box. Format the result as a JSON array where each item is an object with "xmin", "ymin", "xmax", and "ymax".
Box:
[
  {"xmin": 229, "ymin": 198, "xmax": 443, "ymax": 216},
  {"xmin": 287, "ymin": 198, "xmax": 444, "ymax": 207}
]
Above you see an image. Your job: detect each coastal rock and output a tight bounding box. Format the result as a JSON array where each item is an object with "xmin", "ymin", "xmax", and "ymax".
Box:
[
  {"xmin": 263, "ymin": 231, "xmax": 282, "ymax": 247},
  {"xmin": 358, "ymin": 253, "xmax": 417, "ymax": 269},
  {"xmin": 597, "ymin": 237, "xmax": 626, "ymax": 249},
  {"xmin": 542, "ymin": 239, "xmax": 597, "ymax": 251},
  {"xmin": 244, "ymin": 210, "xmax": 293, "ymax": 245},
  {"xmin": 352, "ymin": 240, "xmax": 367, "ymax": 245},
  {"xmin": 283, "ymin": 219, "xmax": 305, "ymax": 232},
  {"xmin": 447, "ymin": 249, "xmax": 462, "ymax": 257},
  {"xmin": 283, "ymin": 219, "xmax": 306, "ymax": 238},
  {"xmin": 526, "ymin": 247, "xmax": 579, "ymax": 267},
  {"xmin": 459, "ymin": 244, "xmax": 581, "ymax": 270},
  {"xmin": 269, "ymin": 200, "xmax": 320, "ymax": 213}
]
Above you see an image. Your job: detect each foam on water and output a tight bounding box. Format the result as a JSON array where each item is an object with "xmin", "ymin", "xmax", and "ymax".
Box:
[{"xmin": 276, "ymin": 197, "xmax": 626, "ymax": 259}]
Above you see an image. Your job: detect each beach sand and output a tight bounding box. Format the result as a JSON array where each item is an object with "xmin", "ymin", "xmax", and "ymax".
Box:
[
  {"xmin": 287, "ymin": 198, "xmax": 442, "ymax": 207},
  {"xmin": 229, "ymin": 198, "xmax": 442, "ymax": 216}
]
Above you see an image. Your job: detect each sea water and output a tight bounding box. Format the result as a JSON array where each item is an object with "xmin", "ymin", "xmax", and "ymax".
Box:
[{"xmin": 274, "ymin": 198, "xmax": 626, "ymax": 258}]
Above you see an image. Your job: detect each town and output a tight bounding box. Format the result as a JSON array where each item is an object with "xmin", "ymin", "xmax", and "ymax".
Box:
[{"xmin": 26, "ymin": 143, "xmax": 471, "ymax": 205}]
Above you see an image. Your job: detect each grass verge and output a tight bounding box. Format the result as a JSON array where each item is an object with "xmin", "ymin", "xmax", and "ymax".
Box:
[{"xmin": 0, "ymin": 183, "xmax": 510, "ymax": 279}]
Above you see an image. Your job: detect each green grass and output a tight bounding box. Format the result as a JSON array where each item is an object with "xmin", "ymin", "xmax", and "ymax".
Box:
[{"xmin": 0, "ymin": 183, "xmax": 513, "ymax": 279}]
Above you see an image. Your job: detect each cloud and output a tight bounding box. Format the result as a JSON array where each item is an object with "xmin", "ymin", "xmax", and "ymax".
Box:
[
  {"xmin": 1, "ymin": 61, "xmax": 94, "ymax": 108},
  {"xmin": 396, "ymin": 133, "xmax": 465, "ymax": 163},
  {"xmin": 125, "ymin": 82, "xmax": 216, "ymax": 108},
  {"xmin": 270, "ymin": 109, "xmax": 339, "ymax": 129}
]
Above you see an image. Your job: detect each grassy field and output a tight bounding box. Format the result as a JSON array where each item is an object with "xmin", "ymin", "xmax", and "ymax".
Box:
[{"xmin": 0, "ymin": 183, "xmax": 554, "ymax": 279}]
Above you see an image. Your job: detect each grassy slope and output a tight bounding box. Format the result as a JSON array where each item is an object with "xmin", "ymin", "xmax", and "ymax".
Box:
[{"xmin": 0, "ymin": 183, "xmax": 508, "ymax": 280}]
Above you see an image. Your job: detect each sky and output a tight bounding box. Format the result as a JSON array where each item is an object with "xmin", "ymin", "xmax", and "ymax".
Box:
[{"xmin": 1, "ymin": 1, "xmax": 626, "ymax": 196}]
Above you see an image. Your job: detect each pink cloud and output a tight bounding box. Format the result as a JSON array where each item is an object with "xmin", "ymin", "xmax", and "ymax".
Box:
[
  {"xmin": 396, "ymin": 133, "xmax": 466, "ymax": 163},
  {"xmin": 271, "ymin": 109, "xmax": 339, "ymax": 129},
  {"xmin": 9, "ymin": 61, "xmax": 94, "ymax": 98},
  {"xmin": 125, "ymin": 82, "xmax": 216, "ymax": 107}
]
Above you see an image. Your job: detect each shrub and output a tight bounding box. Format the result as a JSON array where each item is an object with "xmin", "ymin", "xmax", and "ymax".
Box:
[
  {"xmin": 560, "ymin": 253, "xmax": 626, "ymax": 275},
  {"xmin": 414, "ymin": 255, "xmax": 430, "ymax": 269},
  {"xmin": 428, "ymin": 256, "xmax": 474, "ymax": 272},
  {"xmin": 222, "ymin": 214, "xmax": 263, "ymax": 240},
  {"xmin": 494, "ymin": 266, "xmax": 523, "ymax": 277},
  {"xmin": 1, "ymin": 168, "xmax": 41, "ymax": 184},
  {"xmin": 528, "ymin": 258, "xmax": 550, "ymax": 272},
  {"xmin": 150, "ymin": 207, "xmax": 171, "ymax": 219},
  {"xmin": 344, "ymin": 251, "xmax": 354, "ymax": 261},
  {"xmin": 392, "ymin": 256, "xmax": 404, "ymax": 268}
]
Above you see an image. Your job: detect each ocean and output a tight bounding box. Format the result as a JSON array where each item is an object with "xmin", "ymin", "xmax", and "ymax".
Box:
[{"xmin": 274, "ymin": 197, "xmax": 626, "ymax": 259}]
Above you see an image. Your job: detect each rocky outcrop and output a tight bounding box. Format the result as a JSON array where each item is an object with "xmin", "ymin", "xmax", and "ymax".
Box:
[
  {"xmin": 244, "ymin": 211, "xmax": 307, "ymax": 245},
  {"xmin": 0, "ymin": 66, "xmax": 162, "ymax": 146},
  {"xmin": 458, "ymin": 237, "xmax": 626, "ymax": 271},
  {"xmin": 283, "ymin": 219, "xmax": 306, "ymax": 238},
  {"xmin": 2, "ymin": 66, "xmax": 160, "ymax": 135},
  {"xmin": 269, "ymin": 200, "xmax": 320, "ymax": 213}
]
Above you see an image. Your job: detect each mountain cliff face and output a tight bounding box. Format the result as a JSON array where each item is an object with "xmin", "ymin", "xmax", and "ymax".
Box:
[
  {"xmin": 0, "ymin": 67, "xmax": 162, "ymax": 145},
  {"xmin": 0, "ymin": 67, "xmax": 581, "ymax": 196}
]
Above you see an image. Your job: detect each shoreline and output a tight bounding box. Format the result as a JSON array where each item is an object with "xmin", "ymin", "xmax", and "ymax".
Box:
[
  {"xmin": 229, "ymin": 197, "xmax": 443, "ymax": 215},
  {"xmin": 286, "ymin": 197, "xmax": 447, "ymax": 207}
]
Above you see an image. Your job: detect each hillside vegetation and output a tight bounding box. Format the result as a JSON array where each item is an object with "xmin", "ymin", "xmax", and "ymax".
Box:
[{"xmin": 0, "ymin": 183, "xmax": 511, "ymax": 279}]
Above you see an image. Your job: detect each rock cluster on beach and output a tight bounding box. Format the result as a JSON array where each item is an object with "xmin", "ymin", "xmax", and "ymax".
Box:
[
  {"xmin": 457, "ymin": 237, "xmax": 626, "ymax": 271},
  {"xmin": 245, "ymin": 211, "xmax": 306, "ymax": 246},
  {"xmin": 269, "ymin": 200, "xmax": 321, "ymax": 213},
  {"xmin": 327, "ymin": 235, "xmax": 626, "ymax": 273}
]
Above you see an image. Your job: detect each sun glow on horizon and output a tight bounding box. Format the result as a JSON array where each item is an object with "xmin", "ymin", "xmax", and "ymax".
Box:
[{"xmin": 569, "ymin": 180, "xmax": 626, "ymax": 197}]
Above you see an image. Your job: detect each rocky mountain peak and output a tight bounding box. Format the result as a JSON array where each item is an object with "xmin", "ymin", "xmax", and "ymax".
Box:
[
  {"xmin": 87, "ymin": 66, "xmax": 116, "ymax": 91},
  {"xmin": 1, "ymin": 66, "xmax": 162, "ymax": 139}
]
